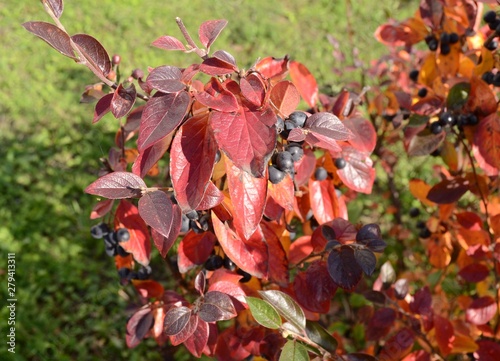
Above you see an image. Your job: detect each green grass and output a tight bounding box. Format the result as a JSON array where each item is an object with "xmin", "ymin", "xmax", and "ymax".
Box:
[{"xmin": 0, "ymin": 0, "xmax": 414, "ymax": 360}]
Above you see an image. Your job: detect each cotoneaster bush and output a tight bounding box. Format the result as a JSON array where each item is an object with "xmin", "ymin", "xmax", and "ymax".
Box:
[{"xmin": 24, "ymin": 0, "xmax": 500, "ymax": 360}]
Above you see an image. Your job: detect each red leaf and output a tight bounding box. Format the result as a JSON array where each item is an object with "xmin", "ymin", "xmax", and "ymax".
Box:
[
  {"xmin": 379, "ymin": 328, "xmax": 415, "ymax": 361},
  {"xmin": 132, "ymin": 134, "xmax": 172, "ymax": 178},
  {"xmin": 211, "ymin": 107, "xmax": 276, "ymax": 177},
  {"xmin": 183, "ymin": 318, "xmax": 209, "ymax": 358},
  {"xmin": 467, "ymin": 76, "xmax": 497, "ymax": 117},
  {"xmin": 196, "ymin": 182, "xmax": 224, "ymax": 211},
  {"xmin": 289, "ymin": 61, "xmax": 318, "ymax": 107},
  {"xmin": 466, "ymin": 296, "xmax": 497, "ymax": 325},
  {"xmin": 254, "ymin": 56, "xmax": 290, "ymax": 81},
  {"xmin": 343, "ymin": 117, "xmax": 377, "ymax": 153},
  {"xmin": 93, "ymin": 93, "xmax": 113, "ymax": 123},
  {"xmin": 151, "ymin": 220, "xmax": 179, "ymax": 258},
  {"xmin": 331, "ymin": 90, "xmax": 351, "ymax": 117},
  {"xmin": 199, "ymin": 53, "xmax": 236, "ymax": 76},
  {"xmin": 475, "ymin": 113, "xmax": 500, "ymax": 171},
  {"xmin": 309, "ymin": 179, "xmax": 342, "ymax": 225},
  {"xmin": 269, "ymin": 81, "xmax": 300, "ymax": 117},
  {"xmin": 22, "ymin": 21, "xmax": 75, "ymax": 59},
  {"xmin": 194, "ymin": 78, "xmax": 239, "ymax": 112},
  {"xmin": 293, "ymin": 148, "xmax": 316, "ymax": 187},
  {"xmin": 115, "ymin": 200, "xmax": 151, "ymax": 266},
  {"xmin": 407, "ymin": 131, "xmax": 446, "ymax": 156},
  {"xmin": 409, "ymin": 286, "xmax": 432, "ymax": 316},
  {"xmin": 90, "ymin": 198, "xmax": 115, "ymax": 219},
  {"xmin": 133, "ymin": 279, "xmax": 165, "ymax": 299},
  {"xmin": 71, "ymin": 34, "xmax": 111, "ymax": 77},
  {"xmin": 85, "ymin": 172, "xmax": 146, "ymax": 199},
  {"xmin": 327, "ymin": 245, "xmax": 363, "ymax": 290},
  {"xmin": 138, "ymin": 190, "xmax": 180, "ymax": 240},
  {"xmin": 474, "ymin": 340, "xmax": 500, "ymax": 361},
  {"xmin": 260, "ymin": 222, "xmax": 289, "ymax": 286},
  {"xmin": 226, "ymin": 158, "xmax": 267, "ymax": 239},
  {"xmin": 111, "ymin": 83, "xmax": 136, "ymax": 119},
  {"xmin": 337, "ymin": 146, "xmax": 375, "ymax": 194},
  {"xmin": 240, "ymin": 73, "xmax": 266, "ymax": 108},
  {"xmin": 311, "ymin": 219, "xmax": 357, "ymax": 252},
  {"xmin": 198, "ymin": 19, "xmax": 228, "ymax": 49},
  {"xmin": 289, "ymin": 235, "xmax": 313, "ymax": 265},
  {"xmin": 427, "ymin": 177, "xmax": 470, "ymax": 204},
  {"xmin": 42, "ymin": 0, "xmax": 64, "ymax": 18},
  {"xmin": 151, "ymin": 35, "xmax": 186, "ymax": 51},
  {"xmin": 170, "ymin": 114, "xmax": 218, "ymax": 212},
  {"xmin": 208, "ymin": 269, "xmax": 247, "ymax": 310},
  {"xmin": 434, "ymin": 314, "xmax": 454, "ymax": 356},
  {"xmin": 198, "ymin": 291, "xmax": 237, "ymax": 322},
  {"xmin": 268, "ymin": 173, "xmax": 295, "ymax": 211},
  {"xmin": 146, "ymin": 65, "xmax": 185, "ymax": 94},
  {"xmin": 402, "ymin": 350, "xmax": 431, "ymax": 361},
  {"xmin": 293, "ymin": 261, "xmax": 337, "ymax": 313},
  {"xmin": 211, "ymin": 213, "xmax": 267, "ymax": 278},
  {"xmin": 366, "ymin": 307, "xmax": 397, "ymax": 341},
  {"xmin": 137, "ymin": 91, "xmax": 190, "ymax": 151},
  {"xmin": 177, "ymin": 231, "xmax": 217, "ymax": 273},
  {"xmin": 126, "ymin": 307, "xmax": 154, "ymax": 348},
  {"xmin": 301, "ymin": 112, "xmax": 353, "ymax": 150},
  {"xmin": 458, "ymin": 263, "xmax": 490, "ymax": 283}
]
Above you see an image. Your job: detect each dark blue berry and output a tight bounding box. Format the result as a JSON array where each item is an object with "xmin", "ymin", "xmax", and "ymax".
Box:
[
  {"xmin": 334, "ymin": 157, "xmax": 347, "ymax": 169},
  {"xmin": 484, "ymin": 10, "xmax": 497, "ymax": 24},
  {"xmin": 409, "ymin": 207, "xmax": 420, "ymax": 218},
  {"xmin": 482, "ymin": 71, "xmax": 495, "ymax": 84},
  {"xmin": 286, "ymin": 143, "xmax": 304, "ymax": 162},
  {"xmin": 276, "ymin": 151, "xmax": 294, "ymax": 173},
  {"xmin": 449, "ymin": 33, "xmax": 459, "ymax": 44},
  {"xmin": 137, "ymin": 265, "xmax": 152, "ymax": 280},
  {"xmin": 91, "ymin": 223, "xmax": 110, "ymax": 239},
  {"xmin": 268, "ymin": 165, "xmax": 285, "ymax": 184},
  {"xmin": 439, "ymin": 112, "xmax": 455, "ymax": 126},
  {"xmin": 224, "ymin": 257, "xmax": 236, "ymax": 271},
  {"xmin": 186, "ymin": 210, "xmax": 199, "ymax": 221},
  {"xmin": 417, "ymin": 88, "xmax": 428, "ymax": 98},
  {"xmin": 205, "ymin": 255, "xmax": 224, "ymax": 271},
  {"xmin": 409, "ymin": 69, "xmax": 419, "ymax": 82},
  {"xmin": 116, "ymin": 245, "xmax": 129, "ymax": 257},
  {"xmin": 425, "ymin": 35, "xmax": 438, "ymax": 51},
  {"xmin": 180, "ymin": 214, "xmax": 190, "ymax": 233},
  {"xmin": 116, "ymin": 228, "xmax": 130, "ymax": 242},
  {"xmin": 430, "ymin": 122, "xmax": 443, "ymax": 134},
  {"xmin": 440, "ymin": 43, "xmax": 451, "ymax": 55},
  {"xmin": 440, "ymin": 32, "xmax": 450, "ymax": 45},
  {"xmin": 486, "ymin": 39, "xmax": 498, "ymax": 51},
  {"xmin": 419, "ymin": 228, "xmax": 431, "ymax": 238},
  {"xmin": 467, "ymin": 114, "xmax": 478, "ymax": 125},
  {"xmin": 237, "ymin": 269, "xmax": 251, "ymax": 283},
  {"xmin": 287, "ymin": 111, "xmax": 308, "ymax": 128},
  {"xmin": 314, "ymin": 167, "xmax": 328, "ymax": 181}
]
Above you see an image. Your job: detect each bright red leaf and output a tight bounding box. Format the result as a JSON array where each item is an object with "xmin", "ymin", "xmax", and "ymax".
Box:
[
  {"xmin": 177, "ymin": 231, "xmax": 217, "ymax": 273},
  {"xmin": 337, "ymin": 146, "xmax": 375, "ymax": 194},
  {"xmin": 289, "ymin": 60, "xmax": 318, "ymax": 108},
  {"xmin": 198, "ymin": 19, "xmax": 228, "ymax": 49}
]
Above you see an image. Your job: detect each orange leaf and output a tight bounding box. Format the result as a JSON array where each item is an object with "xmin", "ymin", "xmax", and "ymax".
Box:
[
  {"xmin": 409, "ymin": 179, "xmax": 436, "ymax": 207},
  {"xmin": 467, "ymin": 76, "xmax": 497, "ymax": 117},
  {"xmin": 434, "ymin": 315, "xmax": 454, "ymax": 356},
  {"xmin": 474, "ymin": 113, "xmax": 500, "ymax": 171}
]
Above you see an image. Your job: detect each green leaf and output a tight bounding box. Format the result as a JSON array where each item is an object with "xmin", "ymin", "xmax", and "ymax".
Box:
[
  {"xmin": 259, "ymin": 290, "xmax": 306, "ymax": 331},
  {"xmin": 447, "ymin": 82, "xmax": 470, "ymax": 112},
  {"xmin": 279, "ymin": 340, "xmax": 310, "ymax": 361},
  {"xmin": 305, "ymin": 320, "xmax": 338, "ymax": 354},
  {"xmin": 245, "ymin": 297, "xmax": 282, "ymax": 329}
]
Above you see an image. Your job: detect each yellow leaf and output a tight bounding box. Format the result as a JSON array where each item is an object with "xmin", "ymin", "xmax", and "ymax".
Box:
[
  {"xmin": 451, "ymin": 332, "xmax": 478, "ymax": 354},
  {"xmin": 473, "ymin": 46, "xmax": 494, "ymax": 77}
]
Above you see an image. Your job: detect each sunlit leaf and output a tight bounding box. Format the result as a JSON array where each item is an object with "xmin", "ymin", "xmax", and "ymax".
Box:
[
  {"xmin": 22, "ymin": 21, "xmax": 75, "ymax": 59},
  {"xmin": 279, "ymin": 340, "xmax": 309, "ymax": 361},
  {"xmin": 246, "ymin": 297, "xmax": 282, "ymax": 329},
  {"xmin": 259, "ymin": 290, "xmax": 306, "ymax": 331},
  {"xmin": 85, "ymin": 171, "xmax": 145, "ymax": 199},
  {"xmin": 71, "ymin": 33, "xmax": 111, "ymax": 77}
]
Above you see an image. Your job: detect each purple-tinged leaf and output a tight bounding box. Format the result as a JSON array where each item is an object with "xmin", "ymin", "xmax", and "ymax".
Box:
[
  {"xmin": 111, "ymin": 83, "xmax": 136, "ymax": 119},
  {"xmin": 126, "ymin": 307, "xmax": 154, "ymax": 348},
  {"xmin": 22, "ymin": 21, "xmax": 75, "ymax": 59},
  {"xmin": 327, "ymin": 245, "xmax": 363, "ymax": 290},
  {"xmin": 196, "ymin": 182, "xmax": 224, "ymax": 211},
  {"xmin": 132, "ymin": 134, "xmax": 172, "ymax": 178},
  {"xmin": 305, "ymin": 112, "xmax": 353, "ymax": 141},
  {"xmin": 183, "ymin": 318, "xmax": 209, "ymax": 358},
  {"xmin": 199, "ymin": 20, "xmax": 228, "ymax": 49},
  {"xmin": 354, "ymin": 248, "xmax": 377, "ymax": 276},
  {"xmin": 427, "ymin": 177, "xmax": 470, "ymax": 204},
  {"xmin": 211, "ymin": 107, "xmax": 276, "ymax": 177},
  {"xmin": 42, "ymin": 0, "xmax": 64, "ymax": 18},
  {"xmin": 240, "ymin": 73, "xmax": 266, "ymax": 108},
  {"xmin": 138, "ymin": 190, "xmax": 181, "ymax": 241},
  {"xmin": 151, "ymin": 226, "xmax": 179, "ymax": 259},
  {"xmin": 170, "ymin": 314, "xmax": 198, "ymax": 346},
  {"xmin": 164, "ymin": 306, "xmax": 192, "ymax": 336},
  {"xmin": 93, "ymin": 93, "xmax": 113, "ymax": 123},
  {"xmin": 151, "ymin": 35, "xmax": 186, "ymax": 51},
  {"xmin": 85, "ymin": 172, "xmax": 146, "ymax": 199},
  {"xmin": 170, "ymin": 114, "xmax": 217, "ymax": 212},
  {"xmin": 198, "ymin": 291, "xmax": 237, "ymax": 322},
  {"xmin": 199, "ymin": 51, "xmax": 237, "ymax": 76},
  {"xmin": 146, "ymin": 65, "xmax": 185, "ymax": 94},
  {"xmin": 194, "ymin": 78, "xmax": 239, "ymax": 112},
  {"xmin": 90, "ymin": 198, "xmax": 115, "ymax": 219},
  {"xmin": 194, "ymin": 271, "xmax": 206, "ymax": 296},
  {"xmin": 138, "ymin": 91, "xmax": 190, "ymax": 151},
  {"xmin": 71, "ymin": 34, "xmax": 111, "ymax": 77}
]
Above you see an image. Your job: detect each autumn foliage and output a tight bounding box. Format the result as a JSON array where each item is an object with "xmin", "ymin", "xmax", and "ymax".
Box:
[{"xmin": 25, "ymin": 0, "xmax": 500, "ymax": 360}]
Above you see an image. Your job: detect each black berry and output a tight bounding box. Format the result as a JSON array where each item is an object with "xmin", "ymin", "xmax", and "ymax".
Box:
[
  {"xmin": 116, "ymin": 228, "xmax": 130, "ymax": 242},
  {"xmin": 482, "ymin": 71, "xmax": 495, "ymax": 84},
  {"xmin": 440, "ymin": 32, "xmax": 450, "ymax": 45},
  {"xmin": 214, "ymin": 150, "xmax": 221, "ymax": 163},
  {"xmin": 440, "ymin": 43, "xmax": 451, "ymax": 56},
  {"xmin": 105, "ymin": 243, "xmax": 118, "ymax": 257},
  {"xmin": 409, "ymin": 69, "xmax": 419, "ymax": 82},
  {"xmin": 457, "ymin": 114, "xmax": 468, "ymax": 127},
  {"xmin": 314, "ymin": 167, "xmax": 328, "ymax": 181},
  {"xmin": 419, "ymin": 227, "xmax": 431, "ymax": 238},
  {"xmin": 276, "ymin": 116, "xmax": 285, "ymax": 133},
  {"xmin": 205, "ymin": 255, "xmax": 224, "ymax": 271},
  {"xmin": 286, "ymin": 143, "xmax": 304, "ymax": 162},
  {"xmin": 287, "ymin": 111, "xmax": 308, "ymax": 128},
  {"xmin": 416, "ymin": 220, "xmax": 427, "ymax": 229},
  {"xmin": 449, "ymin": 33, "xmax": 459, "ymax": 44},
  {"xmin": 91, "ymin": 223, "xmax": 110, "ymax": 239},
  {"xmin": 486, "ymin": 39, "xmax": 498, "ymax": 51},
  {"xmin": 237, "ymin": 269, "xmax": 251, "ymax": 283},
  {"xmin": 488, "ymin": 19, "xmax": 500, "ymax": 31},
  {"xmin": 185, "ymin": 210, "xmax": 199, "ymax": 221},
  {"xmin": 276, "ymin": 151, "xmax": 294, "ymax": 173},
  {"xmin": 467, "ymin": 114, "xmax": 478, "ymax": 126},
  {"xmin": 409, "ymin": 207, "xmax": 420, "ymax": 218},
  {"xmin": 224, "ymin": 257, "xmax": 236, "ymax": 271},
  {"xmin": 417, "ymin": 88, "xmax": 428, "ymax": 98},
  {"xmin": 425, "ymin": 35, "xmax": 438, "ymax": 51},
  {"xmin": 118, "ymin": 267, "xmax": 131, "ymax": 280},
  {"xmin": 116, "ymin": 245, "xmax": 129, "ymax": 257},
  {"xmin": 180, "ymin": 214, "xmax": 191, "ymax": 233},
  {"xmin": 430, "ymin": 122, "xmax": 443, "ymax": 134},
  {"xmin": 484, "ymin": 10, "xmax": 497, "ymax": 24},
  {"xmin": 268, "ymin": 165, "xmax": 285, "ymax": 184},
  {"xmin": 334, "ymin": 157, "xmax": 347, "ymax": 170},
  {"xmin": 439, "ymin": 112, "xmax": 455, "ymax": 126},
  {"xmin": 137, "ymin": 265, "xmax": 152, "ymax": 280}
]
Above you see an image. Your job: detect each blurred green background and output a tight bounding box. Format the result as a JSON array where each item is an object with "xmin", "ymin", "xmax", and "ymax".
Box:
[{"xmin": 0, "ymin": 1, "xmax": 415, "ymax": 360}]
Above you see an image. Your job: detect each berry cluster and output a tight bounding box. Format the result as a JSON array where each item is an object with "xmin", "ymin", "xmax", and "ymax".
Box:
[
  {"xmin": 204, "ymin": 254, "xmax": 251, "ymax": 283},
  {"xmin": 180, "ymin": 210, "xmax": 210, "ymax": 233},
  {"xmin": 424, "ymin": 31, "xmax": 459, "ymax": 54},
  {"xmin": 118, "ymin": 265, "xmax": 152, "ymax": 282},
  {"xmin": 429, "ymin": 111, "xmax": 478, "ymax": 135},
  {"xmin": 91, "ymin": 223, "xmax": 131, "ymax": 257},
  {"xmin": 481, "ymin": 71, "xmax": 500, "ymax": 86}
]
